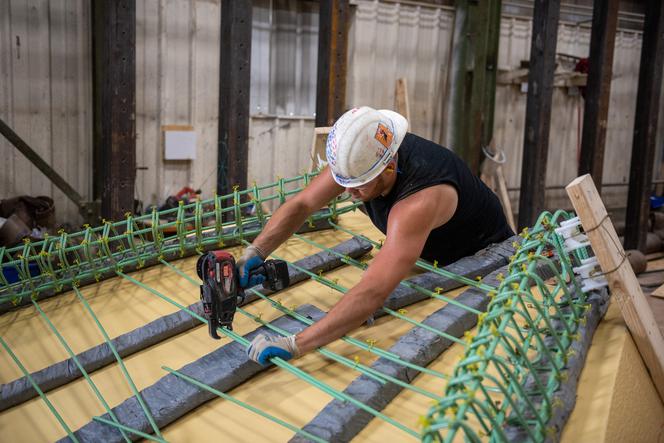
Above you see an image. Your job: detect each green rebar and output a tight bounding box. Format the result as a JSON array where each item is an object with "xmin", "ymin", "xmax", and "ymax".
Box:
[
  {"xmin": 31, "ymin": 300, "xmax": 132, "ymax": 443},
  {"xmin": 91, "ymin": 416, "xmax": 168, "ymax": 443},
  {"xmin": 0, "ymin": 336, "xmax": 80, "ymax": 443},
  {"xmin": 118, "ymin": 269, "xmax": 420, "ymax": 439},
  {"xmin": 163, "ymin": 366, "xmax": 326, "ymax": 443},
  {"xmin": 73, "ymin": 286, "xmax": 164, "ymax": 440},
  {"xmin": 327, "ymin": 221, "xmax": 497, "ymax": 293},
  {"xmin": 158, "ymin": 256, "xmax": 446, "ymax": 400},
  {"xmin": 421, "ymin": 210, "xmax": 593, "ymax": 442}
]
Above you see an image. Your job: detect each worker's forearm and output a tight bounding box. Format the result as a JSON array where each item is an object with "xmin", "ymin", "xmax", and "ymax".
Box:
[
  {"xmin": 251, "ymin": 200, "xmax": 311, "ymax": 256},
  {"xmin": 295, "ymin": 284, "xmax": 386, "ymax": 354}
]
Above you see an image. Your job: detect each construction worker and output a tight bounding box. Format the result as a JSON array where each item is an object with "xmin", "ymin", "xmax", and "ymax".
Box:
[{"xmin": 242, "ymin": 106, "xmax": 514, "ymax": 365}]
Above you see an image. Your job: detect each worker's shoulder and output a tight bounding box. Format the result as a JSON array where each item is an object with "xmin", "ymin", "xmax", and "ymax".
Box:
[{"xmin": 393, "ymin": 183, "xmax": 457, "ymax": 212}]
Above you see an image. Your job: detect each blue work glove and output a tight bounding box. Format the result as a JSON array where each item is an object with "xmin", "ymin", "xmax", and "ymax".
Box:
[
  {"xmin": 247, "ymin": 334, "xmax": 300, "ymax": 365},
  {"xmin": 237, "ymin": 245, "xmax": 266, "ymax": 288}
]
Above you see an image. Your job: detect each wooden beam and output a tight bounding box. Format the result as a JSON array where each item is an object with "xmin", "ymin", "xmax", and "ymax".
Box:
[
  {"xmin": 466, "ymin": 0, "xmax": 502, "ymax": 174},
  {"xmin": 218, "ymin": 0, "xmax": 252, "ymax": 197},
  {"xmin": 394, "ymin": 78, "xmax": 411, "ymax": 122},
  {"xmin": 93, "ymin": 0, "xmax": 136, "ymax": 220},
  {"xmin": 443, "ymin": 0, "xmax": 469, "ymax": 151},
  {"xmin": 578, "ymin": 0, "xmax": 619, "ymax": 188},
  {"xmin": 517, "ymin": 0, "xmax": 560, "ymax": 229},
  {"xmin": 625, "ymin": 0, "xmax": 664, "ymax": 251},
  {"xmin": 315, "ymin": 0, "xmax": 349, "ymax": 127},
  {"xmin": 566, "ymin": 174, "xmax": 664, "ymax": 403}
]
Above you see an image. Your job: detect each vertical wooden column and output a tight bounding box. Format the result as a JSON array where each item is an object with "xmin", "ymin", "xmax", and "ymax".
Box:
[
  {"xmin": 444, "ymin": 0, "xmax": 469, "ymax": 152},
  {"xmin": 517, "ymin": 0, "xmax": 560, "ymax": 229},
  {"xmin": 315, "ymin": 0, "xmax": 349, "ymax": 127},
  {"xmin": 218, "ymin": 0, "xmax": 252, "ymax": 197},
  {"xmin": 466, "ymin": 0, "xmax": 502, "ymax": 174},
  {"xmin": 577, "ymin": 0, "xmax": 619, "ymax": 188},
  {"xmin": 624, "ymin": 0, "xmax": 664, "ymax": 251},
  {"xmin": 93, "ymin": 0, "xmax": 136, "ymax": 220}
]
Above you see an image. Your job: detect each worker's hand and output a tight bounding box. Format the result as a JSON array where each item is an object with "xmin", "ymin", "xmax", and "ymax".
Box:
[
  {"xmin": 238, "ymin": 245, "xmax": 266, "ymax": 288},
  {"xmin": 247, "ymin": 334, "xmax": 300, "ymax": 365}
]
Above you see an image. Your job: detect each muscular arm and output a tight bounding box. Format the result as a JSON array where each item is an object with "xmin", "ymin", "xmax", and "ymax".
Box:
[
  {"xmin": 251, "ymin": 167, "xmax": 343, "ymax": 256},
  {"xmin": 295, "ymin": 184, "xmax": 458, "ymax": 354}
]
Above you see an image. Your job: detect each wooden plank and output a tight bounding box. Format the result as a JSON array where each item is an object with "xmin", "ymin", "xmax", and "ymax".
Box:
[
  {"xmin": 315, "ymin": 0, "xmax": 349, "ymax": 127},
  {"xmin": 566, "ymin": 174, "xmax": 664, "ymax": 402},
  {"xmin": 394, "ymin": 78, "xmax": 411, "ymax": 122},
  {"xmin": 578, "ymin": 0, "xmax": 619, "ymax": 188},
  {"xmin": 625, "ymin": 0, "xmax": 664, "ymax": 251},
  {"xmin": 517, "ymin": 0, "xmax": 560, "ymax": 229},
  {"xmin": 218, "ymin": 0, "xmax": 252, "ymax": 197},
  {"xmin": 652, "ymin": 284, "xmax": 664, "ymax": 299},
  {"xmin": 93, "ymin": 0, "xmax": 137, "ymax": 220}
]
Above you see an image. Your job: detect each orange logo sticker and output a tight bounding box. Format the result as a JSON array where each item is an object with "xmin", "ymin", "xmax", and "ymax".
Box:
[{"xmin": 374, "ymin": 123, "xmax": 393, "ymax": 149}]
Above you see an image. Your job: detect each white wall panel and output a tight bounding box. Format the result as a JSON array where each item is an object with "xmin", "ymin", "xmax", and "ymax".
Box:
[
  {"xmin": 0, "ymin": 0, "xmax": 92, "ymax": 224},
  {"xmin": 346, "ymin": 1, "xmax": 454, "ymax": 141}
]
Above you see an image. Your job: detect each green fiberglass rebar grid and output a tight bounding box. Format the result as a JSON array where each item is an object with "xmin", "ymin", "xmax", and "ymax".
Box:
[{"xmin": 0, "ymin": 173, "xmax": 606, "ymax": 442}]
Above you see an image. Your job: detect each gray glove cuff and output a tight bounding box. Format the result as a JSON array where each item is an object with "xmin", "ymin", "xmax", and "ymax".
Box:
[{"xmin": 246, "ymin": 244, "xmax": 267, "ymax": 260}]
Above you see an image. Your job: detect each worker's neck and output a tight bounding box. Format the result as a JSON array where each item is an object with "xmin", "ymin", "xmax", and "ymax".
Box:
[{"xmin": 380, "ymin": 169, "xmax": 398, "ymax": 197}]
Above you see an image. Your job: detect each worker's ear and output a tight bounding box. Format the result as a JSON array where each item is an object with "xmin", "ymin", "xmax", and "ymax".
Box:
[{"xmin": 385, "ymin": 159, "xmax": 397, "ymax": 174}]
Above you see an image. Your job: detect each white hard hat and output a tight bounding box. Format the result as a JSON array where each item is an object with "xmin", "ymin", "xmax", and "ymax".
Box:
[{"xmin": 326, "ymin": 106, "xmax": 409, "ymax": 187}]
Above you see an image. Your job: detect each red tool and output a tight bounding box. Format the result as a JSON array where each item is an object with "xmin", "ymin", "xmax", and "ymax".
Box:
[{"xmin": 196, "ymin": 251, "xmax": 289, "ymax": 339}]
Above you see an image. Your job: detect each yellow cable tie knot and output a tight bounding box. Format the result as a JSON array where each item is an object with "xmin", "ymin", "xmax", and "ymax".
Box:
[
  {"xmin": 233, "ymin": 184, "xmax": 239, "ymax": 192},
  {"xmin": 417, "ymin": 415, "xmax": 431, "ymax": 429},
  {"xmin": 366, "ymin": 338, "xmax": 377, "ymax": 349},
  {"xmin": 398, "ymin": 309, "xmax": 407, "ymax": 315},
  {"xmin": 509, "ymin": 255, "xmax": 516, "ymax": 262},
  {"xmin": 552, "ymin": 397, "xmax": 563, "ymax": 410},
  {"xmin": 256, "ymin": 312, "xmax": 263, "ymax": 321},
  {"xmin": 124, "ymin": 211, "xmax": 132, "ymax": 218},
  {"xmin": 477, "ymin": 312, "xmax": 487, "ymax": 326},
  {"xmin": 487, "ymin": 290, "xmax": 496, "ymax": 298},
  {"xmin": 83, "ymin": 223, "xmax": 90, "ymax": 229},
  {"xmin": 58, "ymin": 228, "xmax": 65, "ymax": 235},
  {"xmin": 496, "ymin": 273, "xmax": 504, "ymax": 281},
  {"xmin": 511, "ymin": 282, "xmax": 520, "ymax": 290},
  {"xmin": 22, "ymin": 237, "xmax": 30, "ymax": 244},
  {"xmin": 353, "ymin": 355, "xmax": 360, "ymax": 367},
  {"xmin": 464, "ymin": 331, "xmax": 473, "ymax": 344},
  {"xmin": 433, "ymin": 260, "xmax": 438, "ymax": 269},
  {"xmin": 475, "ymin": 275, "xmax": 482, "ymax": 282},
  {"xmin": 490, "ymin": 324, "xmax": 499, "ymax": 337},
  {"xmin": 434, "ymin": 287, "xmax": 442, "ymax": 295},
  {"xmin": 521, "ymin": 263, "xmax": 528, "ymax": 272},
  {"xmin": 73, "ymin": 279, "xmax": 80, "ymax": 288},
  {"xmin": 477, "ymin": 345, "xmax": 486, "ymax": 357}
]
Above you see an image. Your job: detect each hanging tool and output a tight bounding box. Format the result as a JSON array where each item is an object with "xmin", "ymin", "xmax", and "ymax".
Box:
[{"xmin": 196, "ymin": 251, "xmax": 289, "ymax": 339}]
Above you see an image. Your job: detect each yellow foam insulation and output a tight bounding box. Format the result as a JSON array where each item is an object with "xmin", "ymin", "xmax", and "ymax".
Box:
[{"xmin": 2, "ymin": 210, "xmax": 663, "ymax": 442}]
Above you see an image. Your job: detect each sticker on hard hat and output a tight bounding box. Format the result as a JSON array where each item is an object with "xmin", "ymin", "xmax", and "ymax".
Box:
[{"xmin": 374, "ymin": 123, "xmax": 393, "ymax": 149}]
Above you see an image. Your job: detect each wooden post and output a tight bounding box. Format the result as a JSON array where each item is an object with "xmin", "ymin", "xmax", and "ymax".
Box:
[
  {"xmin": 466, "ymin": 0, "xmax": 502, "ymax": 174},
  {"xmin": 93, "ymin": 0, "xmax": 136, "ymax": 220},
  {"xmin": 566, "ymin": 174, "xmax": 664, "ymax": 402},
  {"xmin": 624, "ymin": 0, "xmax": 664, "ymax": 251},
  {"xmin": 578, "ymin": 0, "xmax": 619, "ymax": 189},
  {"xmin": 443, "ymin": 0, "xmax": 469, "ymax": 151},
  {"xmin": 315, "ymin": 0, "xmax": 349, "ymax": 127},
  {"xmin": 218, "ymin": 0, "xmax": 252, "ymax": 197},
  {"xmin": 517, "ymin": 0, "xmax": 560, "ymax": 229},
  {"xmin": 394, "ymin": 78, "xmax": 411, "ymax": 122}
]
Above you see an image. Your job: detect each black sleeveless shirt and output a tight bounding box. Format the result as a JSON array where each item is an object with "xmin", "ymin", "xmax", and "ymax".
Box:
[{"xmin": 363, "ymin": 133, "xmax": 514, "ymax": 266}]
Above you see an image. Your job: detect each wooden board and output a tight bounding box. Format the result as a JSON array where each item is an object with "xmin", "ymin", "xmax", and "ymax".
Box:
[
  {"xmin": 566, "ymin": 174, "xmax": 664, "ymax": 402},
  {"xmin": 652, "ymin": 283, "xmax": 664, "ymax": 298},
  {"xmin": 394, "ymin": 77, "xmax": 411, "ymax": 122}
]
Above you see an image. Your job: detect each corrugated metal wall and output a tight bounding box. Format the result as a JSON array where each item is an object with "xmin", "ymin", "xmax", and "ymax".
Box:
[
  {"xmin": 1, "ymin": 0, "xmax": 660, "ymax": 226},
  {"xmin": 0, "ymin": 0, "xmax": 92, "ymax": 224},
  {"xmin": 346, "ymin": 1, "xmax": 454, "ymax": 141}
]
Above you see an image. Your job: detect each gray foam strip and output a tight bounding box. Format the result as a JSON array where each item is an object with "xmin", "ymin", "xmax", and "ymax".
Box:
[
  {"xmin": 375, "ymin": 235, "xmax": 516, "ymax": 318},
  {"xmin": 290, "ymin": 268, "xmax": 507, "ymax": 443},
  {"xmin": 0, "ymin": 237, "xmax": 372, "ymax": 411},
  {"xmin": 58, "ymin": 304, "xmax": 327, "ymax": 443}
]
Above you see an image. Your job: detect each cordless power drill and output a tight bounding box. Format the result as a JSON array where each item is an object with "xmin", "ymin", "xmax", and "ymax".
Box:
[{"xmin": 196, "ymin": 251, "xmax": 289, "ymax": 339}]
